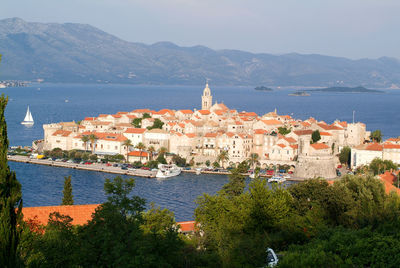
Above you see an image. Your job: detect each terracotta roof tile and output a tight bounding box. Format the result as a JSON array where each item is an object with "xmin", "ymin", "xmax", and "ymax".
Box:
[
  {"xmin": 22, "ymin": 204, "xmax": 99, "ymax": 226},
  {"xmin": 125, "ymin": 128, "xmax": 146, "ymax": 134},
  {"xmin": 310, "ymin": 143, "xmax": 330, "ymax": 150}
]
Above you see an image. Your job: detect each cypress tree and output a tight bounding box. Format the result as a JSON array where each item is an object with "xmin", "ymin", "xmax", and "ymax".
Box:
[
  {"xmin": 62, "ymin": 176, "xmax": 74, "ymax": 205},
  {"xmin": 0, "ymin": 93, "xmax": 23, "ymax": 267}
]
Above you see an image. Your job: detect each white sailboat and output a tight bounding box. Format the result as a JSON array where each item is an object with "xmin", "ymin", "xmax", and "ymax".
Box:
[{"xmin": 21, "ymin": 106, "xmax": 34, "ymax": 125}]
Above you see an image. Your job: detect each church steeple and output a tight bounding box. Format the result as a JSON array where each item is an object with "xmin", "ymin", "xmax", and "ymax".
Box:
[{"xmin": 202, "ymin": 82, "xmax": 212, "ymax": 110}]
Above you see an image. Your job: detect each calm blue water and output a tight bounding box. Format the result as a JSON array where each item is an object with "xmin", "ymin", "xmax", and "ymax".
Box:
[{"xmin": 1, "ymin": 83, "xmax": 400, "ymax": 220}]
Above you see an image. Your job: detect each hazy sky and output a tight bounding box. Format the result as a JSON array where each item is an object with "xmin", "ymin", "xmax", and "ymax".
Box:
[{"xmin": 2, "ymin": 0, "xmax": 400, "ymax": 59}]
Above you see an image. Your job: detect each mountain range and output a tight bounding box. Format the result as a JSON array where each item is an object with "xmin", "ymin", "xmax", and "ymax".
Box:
[{"xmin": 1, "ymin": 17, "xmax": 400, "ymax": 87}]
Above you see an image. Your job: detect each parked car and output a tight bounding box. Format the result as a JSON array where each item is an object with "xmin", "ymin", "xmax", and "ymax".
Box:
[
  {"xmin": 106, "ymin": 163, "xmax": 112, "ymax": 167},
  {"xmin": 66, "ymin": 159, "xmax": 74, "ymax": 163},
  {"xmin": 84, "ymin": 162, "xmax": 92, "ymax": 165},
  {"xmin": 112, "ymin": 163, "xmax": 119, "ymax": 167},
  {"xmin": 121, "ymin": 166, "xmax": 128, "ymax": 170},
  {"xmin": 266, "ymin": 170, "xmax": 274, "ymax": 175},
  {"xmin": 141, "ymin": 167, "xmax": 150, "ymax": 170}
]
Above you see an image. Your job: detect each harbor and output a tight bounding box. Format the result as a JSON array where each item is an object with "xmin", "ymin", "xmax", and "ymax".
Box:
[{"xmin": 7, "ymin": 155, "xmax": 305, "ymax": 181}]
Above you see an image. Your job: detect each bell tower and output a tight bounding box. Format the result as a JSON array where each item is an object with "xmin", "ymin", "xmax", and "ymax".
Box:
[{"xmin": 201, "ymin": 82, "xmax": 212, "ymax": 110}]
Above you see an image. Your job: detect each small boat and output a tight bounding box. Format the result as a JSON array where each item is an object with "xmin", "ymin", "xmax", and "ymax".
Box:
[
  {"xmin": 21, "ymin": 106, "xmax": 34, "ymax": 125},
  {"xmin": 268, "ymin": 176, "xmax": 286, "ymax": 183},
  {"xmin": 65, "ymin": 99, "xmax": 69, "ymax": 103},
  {"xmin": 156, "ymin": 164, "xmax": 182, "ymax": 178},
  {"xmin": 195, "ymin": 168, "xmax": 202, "ymax": 175}
]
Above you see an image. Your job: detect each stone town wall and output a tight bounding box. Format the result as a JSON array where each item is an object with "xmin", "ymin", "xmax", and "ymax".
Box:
[{"xmin": 294, "ymin": 155, "xmax": 337, "ymax": 179}]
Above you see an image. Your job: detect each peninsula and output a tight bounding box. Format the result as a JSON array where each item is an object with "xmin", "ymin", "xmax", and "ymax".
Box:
[{"xmin": 37, "ymin": 83, "xmax": 400, "ymax": 179}]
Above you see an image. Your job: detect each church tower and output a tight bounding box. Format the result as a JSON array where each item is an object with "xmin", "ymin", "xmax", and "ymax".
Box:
[{"xmin": 201, "ymin": 82, "xmax": 212, "ymax": 110}]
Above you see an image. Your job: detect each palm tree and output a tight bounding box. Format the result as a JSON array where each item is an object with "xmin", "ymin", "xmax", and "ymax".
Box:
[
  {"xmin": 88, "ymin": 134, "xmax": 98, "ymax": 154},
  {"xmin": 147, "ymin": 146, "xmax": 156, "ymax": 161},
  {"xmin": 135, "ymin": 142, "xmax": 146, "ymax": 163},
  {"xmin": 81, "ymin": 135, "xmax": 89, "ymax": 152},
  {"xmin": 122, "ymin": 139, "xmax": 133, "ymax": 163},
  {"xmin": 248, "ymin": 153, "xmax": 259, "ymax": 170},
  {"xmin": 217, "ymin": 150, "xmax": 229, "ymax": 169},
  {"xmin": 158, "ymin": 147, "xmax": 168, "ymax": 156}
]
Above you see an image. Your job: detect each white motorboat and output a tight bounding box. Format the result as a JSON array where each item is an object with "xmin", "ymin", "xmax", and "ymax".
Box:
[
  {"xmin": 268, "ymin": 176, "xmax": 286, "ymax": 183},
  {"xmin": 156, "ymin": 164, "xmax": 182, "ymax": 178},
  {"xmin": 21, "ymin": 106, "xmax": 34, "ymax": 125},
  {"xmin": 195, "ymin": 168, "xmax": 202, "ymax": 175}
]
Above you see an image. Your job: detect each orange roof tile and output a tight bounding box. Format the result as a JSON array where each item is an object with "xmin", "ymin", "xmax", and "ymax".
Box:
[
  {"xmin": 290, "ymin": 144, "xmax": 298, "ymax": 149},
  {"xmin": 125, "ymin": 128, "xmax": 146, "ymax": 134},
  {"xmin": 198, "ymin": 110, "xmax": 211, "ymax": 115},
  {"xmin": 277, "ymin": 143, "xmax": 286, "ymax": 148},
  {"xmin": 254, "ymin": 129, "xmax": 267, "ymax": 135},
  {"xmin": 320, "ymin": 131, "xmax": 333, "ymax": 136},
  {"xmin": 128, "ymin": 151, "xmax": 149, "ymax": 157},
  {"xmin": 22, "ymin": 204, "xmax": 99, "ymax": 226},
  {"xmin": 185, "ymin": 133, "xmax": 196, "ymax": 138},
  {"xmin": 262, "ymin": 119, "xmax": 282, "ymax": 125},
  {"xmin": 366, "ymin": 143, "xmax": 383, "ymax": 151},
  {"xmin": 204, "ymin": 133, "xmax": 218, "ymax": 138},
  {"xmin": 310, "ymin": 143, "xmax": 330, "ymax": 150},
  {"xmin": 384, "ymin": 144, "xmax": 400, "ymax": 149},
  {"xmin": 293, "ymin": 130, "xmax": 313, "ymax": 136},
  {"xmin": 178, "ymin": 221, "xmax": 196, "ymax": 232},
  {"xmin": 84, "ymin": 117, "xmax": 96, "ymax": 121},
  {"xmin": 52, "ymin": 130, "xmax": 72, "ymax": 137},
  {"xmin": 178, "ymin": 109, "xmax": 193, "ymax": 114}
]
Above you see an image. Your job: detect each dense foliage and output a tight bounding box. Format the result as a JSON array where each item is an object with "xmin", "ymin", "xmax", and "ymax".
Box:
[
  {"xmin": 311, "ymin": 130, "xmax": 321, "ymax": 143},
  {"xmin": 0, "ymin": 93, "xmax": 24, "ymax": 267},
  {"xmin": 339, "ymin": 146, "xmax": 351, "ymax": 166},
  {"xmin": 371, "ymin": 130, "xmax": 383, "ymax": 143},
  {"xmin": 61, "ymin": 176, "xmax": 73, "ymax": 205}
]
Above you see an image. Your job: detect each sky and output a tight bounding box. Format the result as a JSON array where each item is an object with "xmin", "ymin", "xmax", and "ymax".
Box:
[{"xmin": 1, "ymin": 0, "xmax": 400, "ymax": 59}]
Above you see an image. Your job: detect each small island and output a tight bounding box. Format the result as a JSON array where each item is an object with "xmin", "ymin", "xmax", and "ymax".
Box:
[
  {"xmin": 307, "ymin": 86, "xmax": 383, "ymax": 93},
  {"xmin": 254, "ymin": 86, "xmax": 273, "ymax": 91},
  {"xmin": 289, "ymin": 91, "xmax": 310, "ymax": 96}
]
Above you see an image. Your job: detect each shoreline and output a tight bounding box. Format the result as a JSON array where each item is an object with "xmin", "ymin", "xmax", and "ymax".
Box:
[{"xmin": 7, "ymin": 155, "xmax": 305, "ymax": 181}]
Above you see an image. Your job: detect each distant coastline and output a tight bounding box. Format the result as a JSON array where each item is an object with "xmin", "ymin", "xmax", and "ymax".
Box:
[
  {"xmin": 254, "ymin": 86, "xmax": 273, "ymax": 91},
  {"xmin": 306, "ymin": 86, "xmax": 384, "ymax": 93}
]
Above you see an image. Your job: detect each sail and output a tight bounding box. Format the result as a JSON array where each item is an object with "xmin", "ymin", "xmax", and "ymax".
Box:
[{"xmin": 23, "ymin": 106, "xmax": 34, "ymax": 123}]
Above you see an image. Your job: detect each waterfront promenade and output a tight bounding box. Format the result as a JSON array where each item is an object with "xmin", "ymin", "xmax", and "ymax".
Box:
[{"xmin": 7, "ymin": 155, "xmax": 305, "ymax": 181}]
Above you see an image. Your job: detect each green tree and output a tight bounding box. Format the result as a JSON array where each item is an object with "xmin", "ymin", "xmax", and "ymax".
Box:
[
  {"xmin": 62, "ymin": 176, "xmax": 74, "ymax": 205},
  {"xmin": 88, "ymin": 134, "xmax": 98, "ymax": 154},
  {"xmin": 142, "ymin": 113, "xmax": 151, "ymax": 119},
  {"xmin": 172, "ymin": 155, "xmax": 186, "ymax": 167},
  {"xmin": 81, "ymin": 135, "xmax": 89, "ymax": 152},
  {"xmin": 369, "ymin": 158, "xmax": 397, "ymax": 175},
  {"xmin": 132, "ymin": 118, "xmax": 142, "ymax": 128},
  {"xmin": 147, "ymin": 146, "xmax": 156, "ymax": 161},
  {"xmin": 248, "ymin": 153, "xmax": 259, "ymax": 170},
  {"xmin": 205, "ymin": 160, "xmax": 211, "ymax": 167},
  {"xmin": 217, "ymin": 150, "xmax": 229, "ymax": 169},
  {"xmin": 0, "ymin": 93, "xmax": 23, "ymax": 267},
  {"xmin": 135, "ymin": 142, "xmax": 146, "ymax": 163},
  {"xmin": 278, "ymin": 126, "xmax": 291, "ymax": 135},
  {"xmin": 311, "ymin": 130, "xmax": 321, "ymax": 143},
  {"xmin": 147, "ymin": 118, "xmax": 164, "ymax": 130},
  {"xmin": 212, "ymin": 161, "xmax": 220, "ymax": 168},
  {"xmin": 371, "ymin": 130, "xmax": 382, "ymax": 143},
  {"xmin": 339, "ymin": 146, "xmax": 351, "ymax": 166},
  {"xmin": 122, "ymin": 139, "xmax": 133, "ymax": 163}
]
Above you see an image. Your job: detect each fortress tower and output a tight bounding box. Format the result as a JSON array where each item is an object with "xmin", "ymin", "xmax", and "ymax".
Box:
[{"xmin": 201, "ymin": 83, "xmax": 212, "ymax": 110}]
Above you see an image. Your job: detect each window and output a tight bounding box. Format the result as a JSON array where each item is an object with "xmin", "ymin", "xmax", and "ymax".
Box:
[{"xmin": 115, "ymin": 146, "xmax": 117, "ymax": 150}]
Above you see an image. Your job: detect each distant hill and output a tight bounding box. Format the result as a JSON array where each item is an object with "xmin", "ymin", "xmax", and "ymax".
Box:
[
  {"xmin": 308, "ymin": 86, "xmax": 383, "ymax": 93},
  {"xmin": 1, "ymin": 18, "xmax": 400, "ymax": 87}
]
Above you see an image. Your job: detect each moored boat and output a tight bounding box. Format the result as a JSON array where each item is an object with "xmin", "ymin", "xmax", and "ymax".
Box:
[
  {"xmin": 195, "ymin": 168, "xmax": 202, "ymax": 175},
  {"xmin": 156, "ymin": 164, "xmax": 182, "ymax": 178},
  {"xmin": 268, "ymin": 176, "xmax": 286, "ymax": 183}
]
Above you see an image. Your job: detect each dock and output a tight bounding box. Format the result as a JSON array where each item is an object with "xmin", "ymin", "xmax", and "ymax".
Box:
[
  {"xmin": 7, "ymin": 155, "xmax": 157, "ymax": 178},
  {"xmin": 7, "ymin": 155, "xmax": 305, "ymax": 181}
]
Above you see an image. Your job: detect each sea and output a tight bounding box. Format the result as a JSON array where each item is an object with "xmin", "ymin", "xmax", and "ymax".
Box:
[{"xmin": 1, "ymin": 83, "xmax": 400, "ymax": 221}]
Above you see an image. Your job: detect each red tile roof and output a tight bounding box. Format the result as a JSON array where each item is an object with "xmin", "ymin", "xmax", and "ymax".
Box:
[
  {"xmin": 261, "ymin": 119, "xmax": 282, "ymax": 125},
  {"xmin": 204, "ymin": 133, "xmax": 218, "ymax": 138},
  {"xmin": 125, "ymin": 128, "xmax": 146, "ymax": 134},
  {"xmin": 198, "ymin": 110, "xmax": 211, "ymax": 115},
  {"xmin": 178, "ymin": 109, "xmax": 193, "ymax": 114},
  {"xmin": 128, "ymin": 151, "xmax": 149, "ymax": 157},
  {"xmin": 310, "ymin": 143, "xmax": 330, "ymax": 150},
  {"xmin": 178, "ymin": 221, "xmax": 196, "ymax": 232},
  {"xmin": 293, "ymin": 130, "xmax": 313, "ymax": 136},
  {"xmin": 22, "ymin": 204, "xmax": 99, "ymax": 226},
  {"xmin": 52, "ymin": 130, "xmax": 72, "ymax": 137}
]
